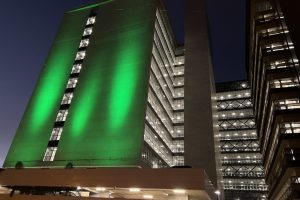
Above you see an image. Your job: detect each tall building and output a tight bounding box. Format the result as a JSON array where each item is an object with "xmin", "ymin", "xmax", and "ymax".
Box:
[
  {"xmin": 216, "ymin": 80, "xmax": 268, "ymax": 200},
  {"xmin": 4, "ymin": 0, "xmax": 186, "ymax": 169},
  {"xmin": 248, "ymin": 0, "xmax": 300, "ymax": 199},
  {"xmin": 0, "ymin": 0, "xmax": 221, "ymax": 199}
]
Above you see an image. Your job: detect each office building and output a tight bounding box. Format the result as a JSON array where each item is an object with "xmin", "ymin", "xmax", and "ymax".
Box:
[
  {"xmin": 248, "ymin": 0, "xmax": 300, "ymax": 199},
  {"xmin": 1, "ymin": 0, "xmax": 221, "ymax": 199},
  {"xmin": 216, "ymin": 80, "xmax": 268, "ymax": 200}
]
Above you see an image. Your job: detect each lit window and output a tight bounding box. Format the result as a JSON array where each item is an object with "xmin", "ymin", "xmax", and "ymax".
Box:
[
  {"xmin": 43, "ymin": 147, "xmax": 57, "ymax": 161},
  {"xmin": 71, "ymin": 64, "xmax": 82, "ymax": 74},
  {"xmin": 83, "ymin": 27, "xmax": 93, "ymax": 36},
  {"xmin": 66, "ymin": 78, "xmax": 78, "ymax": 88},
  {"xmin": 86, "ymin": 16, "xmax": 96, "ymax": 25},
  {"xmin": 56, "ymin": 110, "xmax": 68, "ymax": 122},
  {"xmin": 75, "ymin": 51, "xmax": 86, "ymax": 60},
  {"xmin": 50, "ymin": 128, "xmax": 63, "ymax": 141},
  {"xmin": 79, "ymin": 39, "xmax": 90, "ymax": 48},
  {"xmin": 61, "ymin": 93, "xmax": 73, "ymax": 105}
]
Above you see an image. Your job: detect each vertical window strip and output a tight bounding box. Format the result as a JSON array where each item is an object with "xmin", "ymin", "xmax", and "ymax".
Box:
[{"xmin": 43, "ymin": 15, "xmax": 97, "ymax": 162}]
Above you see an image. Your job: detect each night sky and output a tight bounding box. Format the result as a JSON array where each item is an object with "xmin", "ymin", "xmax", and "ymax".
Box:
[{"xmin": 0, "ymin": 0, "xmax": 246, "ymax": 166}]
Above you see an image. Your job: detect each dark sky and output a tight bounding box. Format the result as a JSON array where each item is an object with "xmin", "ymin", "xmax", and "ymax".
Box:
[{"xmin": 0, "ymin": 0, "xmax": 246, "ymax": 166}]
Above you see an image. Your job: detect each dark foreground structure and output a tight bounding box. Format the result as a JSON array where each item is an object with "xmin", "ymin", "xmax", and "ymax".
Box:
[{"xmin": 1, "ymin": 0, "xmax": 222, "ymax": 199}]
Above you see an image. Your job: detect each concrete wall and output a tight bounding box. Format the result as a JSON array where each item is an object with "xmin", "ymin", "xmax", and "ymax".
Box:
[{"xmin": 184, "ymin": 0, "xmax": 218, "ymax": 189}]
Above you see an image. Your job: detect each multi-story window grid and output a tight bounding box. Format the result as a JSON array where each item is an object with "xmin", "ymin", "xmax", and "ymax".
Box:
[
  {"xmin": 43, "ymin": 14, "xmax": 97, "ymax": 162},
  {"xmin": 216, "ymin": 81, "xmax": 268, "ymax": 200},
  {"xmin": 142, "ymin": 10, "xmax": 185, "ymax": 168},
  {"xmin": 250, "ymin": 1, "xmax": 300, "ymax": 199}
]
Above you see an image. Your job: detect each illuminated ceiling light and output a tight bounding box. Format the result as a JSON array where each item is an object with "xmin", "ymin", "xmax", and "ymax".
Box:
[
  {"xmin": 173, "ymin": 189, "xmax": 186, "ymax": 194},
  {"xmin": 251, "ymin": 132, "xmax": 256, "ymax": 135},
  {"xmin": 77, "ymin": 186, "xmax": 82, "ymax": 190},
  {"xmin": 220, "ymin": 96, "xmax": 224, "ymax": 100},
  {"xmin": 214, "ymin": 190, "xmax": 221, "ymax": 195},
  {"xmin": 129, "ymin": 188, "xmax": 141, "ymax": 192},
  {"xmin": 96, "ymin": 187, "xmax": 106, "ymax": 191},
  {"xmin": 143, "ymin": 195, "xmax": 153, "ymax": 199},
  {"xmin": 232, "ymin": 112, "xmax": 236, "ymax": 116},
  {"xmin": 241, "ymin": 83, "xmax": 247, "ymax": 87}
]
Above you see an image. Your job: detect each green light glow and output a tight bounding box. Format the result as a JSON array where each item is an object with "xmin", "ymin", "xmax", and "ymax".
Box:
[
  {"xmin": 70, "ymin": 68, "xmax": 101, "ymax": 136},
  {"xmin": 54, "ymin": 0, "xmax": 156, "ymax": 167},
  {"xmin": 68, "ymin": 0, "xmax": 114, "ymax": 13},
  {"xmin": 108, "ymin": 31, "xmax": 141, "ymax": 131},
  {"xmin": 3, "ymin": 10, "xmax": 90, "ymax": 168},
  {"xmin": 30, "ymin": 45, "xmax": 74, "ymax": 133}
]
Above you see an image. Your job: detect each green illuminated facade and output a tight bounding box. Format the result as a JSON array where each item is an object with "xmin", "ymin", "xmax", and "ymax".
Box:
[{"xmin": 4, "ymin": 0, "xmax": 186, "ymax": 168}]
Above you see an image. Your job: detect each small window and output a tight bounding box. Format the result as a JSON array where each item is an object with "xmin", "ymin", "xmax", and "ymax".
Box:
[
  {"xmin": 86, "ymin": 16, "xmax": 96, "ymax": 25},
  {"xmin": 50, "ymin": 128, "xmax": 63, "ymax": 141},
  {"xmin": 43, "ymin": 147, "xmax": 57, "ymax": 161},
  {"xmin": 66, "ymin": 78, "xmax": 78, "ymax": 89},
  {"xmin": 75, "ymin": 51, "xmax": 86, "ymax": 60},
  {"xmin": 61, "ymin": 93, "xmax": 74, "ymax": 105},
  {"xmin": 83, "ymin": 27, "xmax": 93, "ymax": 36},
  {"xmin": 56, "ymin": 110, "xmax": 68, "ymax": 122},
  {"xmin": 79, "ymin": 39, "xmax": 90, "ymax": 48},
  {"xmin": 71, "ymin": 64, "xmax": 82, "ymax": 74}
]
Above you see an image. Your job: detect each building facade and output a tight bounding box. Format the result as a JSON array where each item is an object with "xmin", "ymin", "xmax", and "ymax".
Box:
[
  {"xmin": 2, "ymin": 0, "xmax": 220, "ymax": 199},
  {"xmin": 216, "ymin": 80, "xmax": 268, "ymax": 200},
  {"xmin": 4, "ymin": 0, "xmax": 187, "ymax": 169},
  {"xmin": 248, "ymin": 0, "xmax": 300, "ymax": 199}
]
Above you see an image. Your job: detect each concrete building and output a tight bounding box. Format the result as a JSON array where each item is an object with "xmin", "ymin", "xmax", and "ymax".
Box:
[
  {"xmin": 1, "ymin": 0, "xmax": 221, "ymax": 199},
  {"xmin": 248, "ymin": 0, "xmax": 300, "ymax": 199}
]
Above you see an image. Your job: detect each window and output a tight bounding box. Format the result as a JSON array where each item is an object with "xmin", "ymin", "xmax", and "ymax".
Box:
[
  {"xmin": 75, "ymin": 51, "xmax": 86, "ymax": 60},
  {"xmin": 83, "ymin": 27, "xmax": 93, "ymax": 36},
  {"xmin": 86, "ymin": 16, "xmax": 96, "ymax": 25},
  {"xmin": 56, "ymin": 110, "xmax": 68, "ymax": 122},
  {"xmin": 43, "ymin": 147, "xmax": 57, "ymax": 161},
  {"xmin": 79, "ymin": 39, "xmax": 89, "ymax": 48},
  {"xmin": 66, "ymin": 78, "xmax": 78, "ymax": 88},
  {"xmin": 50, "ymin": 128, "xmax": 63, "ymax": 141},
  {"xmin": 71, "ymin": 64, "xmax": 82, "ymax": 74},
  {"xmin": 61, "ymin": 93, "xmax": 73, "ymax": 105}
]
